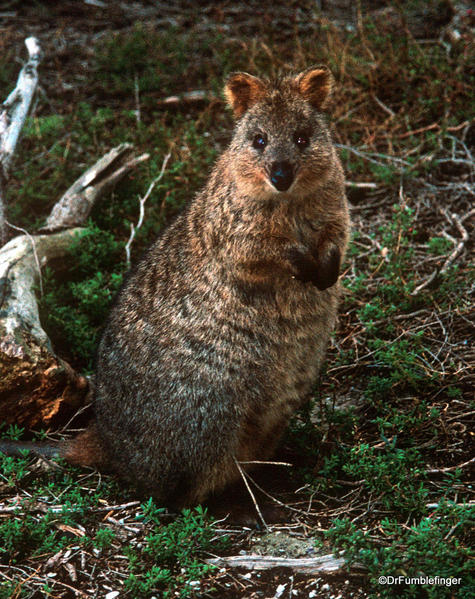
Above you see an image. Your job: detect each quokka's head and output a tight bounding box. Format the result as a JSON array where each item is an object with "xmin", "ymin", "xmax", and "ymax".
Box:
[{"xmin": 224, "ymin": 66, "xmax": 338, "ymax": 199}]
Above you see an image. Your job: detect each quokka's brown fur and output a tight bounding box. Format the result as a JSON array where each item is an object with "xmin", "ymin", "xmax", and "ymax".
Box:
[{"xmin": 28, "ymin": 67, "xmax": 351, "ymax": 508}]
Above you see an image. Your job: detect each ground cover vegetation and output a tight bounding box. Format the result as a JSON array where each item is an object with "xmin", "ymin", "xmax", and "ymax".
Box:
[{"xmin": 0, "ymin": 1, "xmax": 473, "ymax": 597}]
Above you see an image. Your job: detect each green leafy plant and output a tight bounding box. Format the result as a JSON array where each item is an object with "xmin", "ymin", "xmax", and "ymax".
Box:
[
  {"xmin": 38, "ymin": 225, "xmax": 125, "ymax": 369},
  {"xmin": 343, "ymin": 443, "xmax": 428, "ymax": 512},
  {"xmin": 124, "ymin": 504, "xmax": 227, "ymax": 597},
  {"xmin": 325, "ymin": 501, "xmax": 474, "ymax": 598}
]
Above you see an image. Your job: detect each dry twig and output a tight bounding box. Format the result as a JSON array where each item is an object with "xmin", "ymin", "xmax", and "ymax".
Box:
[
  {"xmin": 233, "ymin": 457, "xmax": 268, "ymax": 529},
  {"xmin": 426, "ymin": 456, "xmax": 475, "ymax": 474},
  {"xmin": 125, "ymin": 152, "xmax": 171, "ymax": 266},
  {"xmin": 412, "ymin": 208, "xmax": 473, "ymax": 295}
]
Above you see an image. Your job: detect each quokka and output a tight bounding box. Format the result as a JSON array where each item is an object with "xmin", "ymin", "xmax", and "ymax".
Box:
[{"xmin": 1, "ymin": 66, "xmax": 350, "ymax": 511}]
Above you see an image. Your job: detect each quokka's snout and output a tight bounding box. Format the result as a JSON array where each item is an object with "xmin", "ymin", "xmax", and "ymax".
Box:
[{"xmin": 269, "ymin": 160, "xmax": 294, "ymax": 191}]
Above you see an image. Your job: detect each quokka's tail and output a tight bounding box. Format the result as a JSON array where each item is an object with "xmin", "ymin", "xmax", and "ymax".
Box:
[
  {"xmin": 0, "ymin": 439, "xmax": 60, "ymax": 459},
  {"xmin": 0, "ymin": 423, "xmax": 109, "ymax": 468},
  {"xmin": 61, "ymin": 423, "xmax": 109, "ymax": 467}
]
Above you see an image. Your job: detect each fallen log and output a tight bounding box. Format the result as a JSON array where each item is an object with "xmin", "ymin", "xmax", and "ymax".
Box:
[
  {"xmin": 0, "ymin": 229, "xmax": 88, "ymax": 426},
  {"xmin": 0, "ymin": 143, "xmax": 148, "ymax": 427}
]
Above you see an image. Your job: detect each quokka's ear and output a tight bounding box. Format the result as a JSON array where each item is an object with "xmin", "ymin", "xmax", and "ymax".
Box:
[
  {"xmin": 295, "ymin": 66, "xmax": 333, "ymax": 110},
  {"xmin": 224, "ymin": 72, "xmax": 267, "ymax": 118}
]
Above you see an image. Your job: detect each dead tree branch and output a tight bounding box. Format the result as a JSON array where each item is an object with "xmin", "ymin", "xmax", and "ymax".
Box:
[
  {"xmin": 0, "ymin": 37, "xmax": 42, "ymax": 242},
  {"xmin": 42, "ymin": 144, "xmax": 149, "ymax": 232}
]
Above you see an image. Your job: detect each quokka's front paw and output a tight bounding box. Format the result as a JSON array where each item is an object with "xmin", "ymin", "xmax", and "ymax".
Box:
[
  {"xmin": 312, "ymin": 244, "xmax": 341, "ymax": 290},
  {"xmin": 286, "ymin": 247, "xmax": 319, "ymax": 284},
  {"xmin": 287, "ymin": 245, "xmax": 341, "ymax": 290}
]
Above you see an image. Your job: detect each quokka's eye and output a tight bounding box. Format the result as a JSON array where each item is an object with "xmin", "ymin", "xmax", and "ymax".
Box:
[
  {"xmin": 252, "ymin": 133, "xmax": 267, "ymax": 150},
  {"xmin": 294, "ymin": 132, "xmax": 310, "ymax": 148}
]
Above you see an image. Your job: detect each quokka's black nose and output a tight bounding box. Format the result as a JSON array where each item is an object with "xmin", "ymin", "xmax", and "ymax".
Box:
[{"xmin": 270, "ymin": 161, "xmax": 294, "ymax": 192}]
